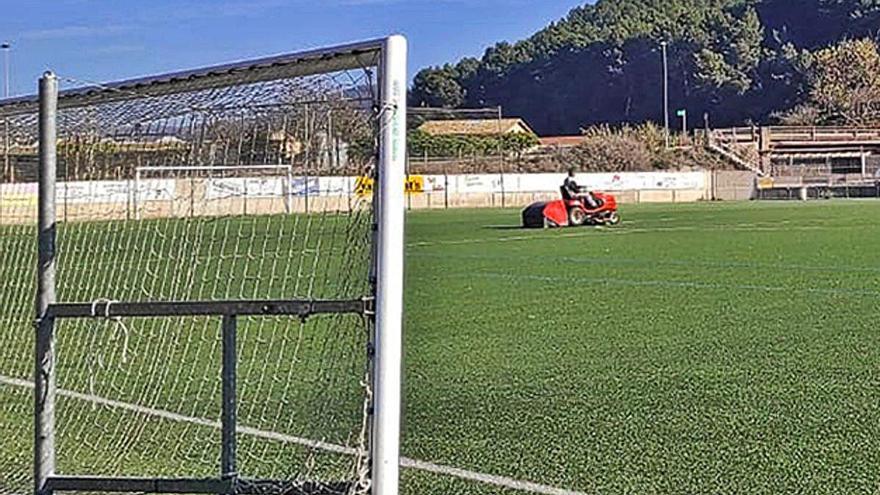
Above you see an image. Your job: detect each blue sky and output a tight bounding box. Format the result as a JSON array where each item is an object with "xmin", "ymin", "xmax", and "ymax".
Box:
[{"xmin": 0, "ymin": 0, "xmax": 586, "ymax": 96}]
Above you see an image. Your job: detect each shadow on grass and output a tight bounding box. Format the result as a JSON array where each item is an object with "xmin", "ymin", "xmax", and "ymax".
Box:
[{"xmin": 483, "ymin": 225, "xmax": 525, "ymax": 230}]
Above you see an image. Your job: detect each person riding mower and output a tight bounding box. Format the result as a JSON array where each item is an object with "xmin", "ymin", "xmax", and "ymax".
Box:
[
  {"xmin": 521, "ymin": 169, "xmax": 621, "ymax": 228},
  {"xmin": 562, "ymin": 169, "xmax": 599, "ymax": 209}
]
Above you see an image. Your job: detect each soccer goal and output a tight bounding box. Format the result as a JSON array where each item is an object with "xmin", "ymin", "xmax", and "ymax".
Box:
[{"xmin": 0, "ymin": 36, "xmax": 406, "ymax": 495}]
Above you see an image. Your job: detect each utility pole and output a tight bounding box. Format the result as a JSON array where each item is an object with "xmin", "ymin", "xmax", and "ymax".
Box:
[
  {"xmin": 661, "ymin": 41, "xmax": 670, "ymax": 149},
  {"xmin": 2, "ymin": 41, "xmax": 10, "ymax": 98},
  {"xmin": 2, "ymin": 42, "xmax": 9, "ymax": 184},
  {"xmin": 497, "ymin": 105, "xmax": 505, "ymax": 209}
]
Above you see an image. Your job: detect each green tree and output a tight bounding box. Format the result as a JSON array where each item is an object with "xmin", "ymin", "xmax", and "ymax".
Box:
[
  {"xmin": 410, "ymin": 0, "xmax": 880, "ymax": 133},
  {"xmin": 807, "ymin": 38, "xmax": 880, "ymax": 124},
  {"xmin": 410, "ymin": 65, "xmax": 465, "ymax": 108}
]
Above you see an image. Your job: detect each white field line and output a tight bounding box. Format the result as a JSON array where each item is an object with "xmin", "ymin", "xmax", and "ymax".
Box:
[
  {"xmin": 400, "ymin": 457, "xmax": 585, "ymax": 495},
  {"xmin": 0, "ymin": 375, "xmax": 586, "ymax": 495},
  {"xmin": 0, "ymin": 375, "xmax": 354, "ymax": 456}
]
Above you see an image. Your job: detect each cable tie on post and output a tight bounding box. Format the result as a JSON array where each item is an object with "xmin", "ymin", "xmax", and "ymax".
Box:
[{"xmin": 361, "ymin": 296, "xmax": 376, "ymax": 317}]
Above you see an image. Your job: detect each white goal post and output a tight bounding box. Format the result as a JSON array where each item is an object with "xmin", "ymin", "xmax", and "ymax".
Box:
[{"xmin": 372, "ymin": 35, "xmax": 407, "ymax": 495}]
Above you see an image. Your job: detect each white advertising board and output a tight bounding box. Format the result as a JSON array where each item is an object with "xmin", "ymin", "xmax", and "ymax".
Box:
[
  {"xmin": 1, "ymin": 171, "xmax": 706, "ymax": 208},
  {"xmin": 205, "ymin": 178, "xmax": 285, "ymax": 200},
  {"xmin": 77, "ymin": 179, "xmax": 175, "ymax": 204},
  {"xmin": 419, "ymin": 171, "xmax": 705, "ymax": 194}
]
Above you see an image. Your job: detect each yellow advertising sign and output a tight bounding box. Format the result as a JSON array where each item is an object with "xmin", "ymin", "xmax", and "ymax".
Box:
[
  {"xmin": 757, "ymin": 177, "xmax": 775, "ymax": 190},
  {"xmin": 355, "ymin": 175, "xmax": 424, "ymax": 197},
  {"xmin": 355, "ymin": 176, "xmax": 374, "ymax": 197},
  {"xmin": 405, "ymin": 175, "xmax": 424, "ymax": 194}
]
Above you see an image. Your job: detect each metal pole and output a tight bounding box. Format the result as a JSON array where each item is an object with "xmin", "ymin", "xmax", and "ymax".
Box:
[
  {"xmin": 133, "ymin": 169, "xmax": 140, "ymax": 221},
  {"xmin": 304, "ymin": 104, "xmax": 310, "ymax": 215},
  {"xmin": 3, "ymin": 42, "xmax": 10, "ymax": 99},
  {"xmin": 242, "ymin": 178, "xmax": 248, "ymax": 216},
  {"xmin": 286, "ymin": 167, "xmax": 293, "ymax": 214},
  {"xmin": 35, "ymin": 71, "xmax": 58, "ymax": 495},
  {"xmin": 661, "ymin": 41, "xmax": 669, "ymax": 150},
  {"xmin": 443, "ymin": 165, "xmax": 449, "ymax": 210},
  {"xmin": 681, "ymin": 109, "xmax": 687, "ymax": 139},
  {"xmin": 703, "ymin": 112, "xmax": 710, "ymax": 147},
  {"xmin": 497, "ymin": 106, "xmax": 505, "ymax": 209},
  {"xmin": 405, "ymin": 156, "xmax": 411, "ymax": 211},
  {"xmin": 861, "ymin": 147, "xmax": 867, "ymax": 178},
  {"xmin": 2, "ymin": 43, "xmax": 9, "ymax": 187},
  {"xmin": 372, "ymin": 35, "xmax": 406, "ymax": 495},
  {"xmin": 220, "ymin": 315, "xmax": 237, "ymax": 479},
  {"xmin": 328, "ymin": 109, "xmax": 335, "ymax": 171}
]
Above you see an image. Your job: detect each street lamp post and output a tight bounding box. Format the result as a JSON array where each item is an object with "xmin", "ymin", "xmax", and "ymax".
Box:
[
  {"xmin": 2, "ymin": 42, "xmax": 9, "ymax": 184},
  {"xmin": 661, "ymin": 41, "xmax": 669, "ymax": 149},
  {"xmin": 1, "ymin": 42, "xmax": 10, "ymax": 98}
]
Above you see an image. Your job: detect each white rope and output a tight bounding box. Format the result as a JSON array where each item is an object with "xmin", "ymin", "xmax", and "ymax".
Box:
[
  {"xmin": 85, "ymin": 299, "xmax": 132, "ymax": 399},
  {"xmin": 352, "ymin": 374, "xmax": 374, "ymax": 495}
]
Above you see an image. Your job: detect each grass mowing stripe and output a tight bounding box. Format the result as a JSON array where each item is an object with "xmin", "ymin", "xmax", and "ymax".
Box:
[
  {"xmin": 407, "ymin": 217, "xmax": 880, "ymax": 249},
  {"xmin": 0, "ymin": 376, "xmax": 585, "ymax": 495},
  {"xmin": 411, "ymin": 251, "xmax": 880, "ymax": 275},
  {"xmin": 445, "ymin": 271, "xmax": 880, "ymax": 298}
]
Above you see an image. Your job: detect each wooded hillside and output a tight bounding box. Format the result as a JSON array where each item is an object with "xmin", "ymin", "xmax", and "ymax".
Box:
[{"xmin": 410, "ymin": 0, "xmax": 880, "ymax": 134}]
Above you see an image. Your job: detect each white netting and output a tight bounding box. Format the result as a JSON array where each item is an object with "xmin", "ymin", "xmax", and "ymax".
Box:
[{"xmin": 1, "ymin": 45, "xmax": 384, "ymax": 495}]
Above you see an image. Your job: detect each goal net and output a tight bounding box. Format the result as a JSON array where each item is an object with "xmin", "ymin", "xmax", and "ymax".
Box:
[
  {"xmin": 0, "ymin": 37, "xmax": 406, "ymax": 495},
  {"xmin": 134, "ymin": 165, "xmax": 297, "ymax": 219}
]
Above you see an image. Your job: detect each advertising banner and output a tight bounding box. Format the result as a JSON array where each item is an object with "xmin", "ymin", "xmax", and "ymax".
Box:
[{"xmin": 205, "ymin": 178, "xmax": 284, "ymax": 200}]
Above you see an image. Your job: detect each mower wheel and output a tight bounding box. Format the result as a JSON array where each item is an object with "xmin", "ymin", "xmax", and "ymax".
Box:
[
  {"xmin": 608, "ymin": 212, "xmax": 621, "ymax": 225},
  {"xmin": 568, "ymin": 207, "xmax": 586, "ymax": 226}
]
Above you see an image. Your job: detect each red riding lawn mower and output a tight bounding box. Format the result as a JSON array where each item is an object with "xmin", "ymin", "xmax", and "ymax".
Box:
[{"xmin": 522, "ymin": 187, "xmax": 620, "ymax": 228}]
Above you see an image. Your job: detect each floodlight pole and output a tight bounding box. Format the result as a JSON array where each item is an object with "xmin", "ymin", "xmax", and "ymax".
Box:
[
  {"xmin": 497, "ymin": 105, "xmax": 505, "ymax": 209},
  {"xmin": 35, "ymin": 71, "xmax": 58, "ymax": 495},
  {"xmin": 2, "ymin": 42, "xmax": 10, "ymax": 186},
  {"xmin": 3, "ymin": 42, "xmax": 10, "ymax": 99},
  {"xmin": 661, "ymin": 41, "xmax": 669, "ymax": 150},
  {"xmin": 372, "ymin": 35, "xmax": 406, "ymax": 495}
]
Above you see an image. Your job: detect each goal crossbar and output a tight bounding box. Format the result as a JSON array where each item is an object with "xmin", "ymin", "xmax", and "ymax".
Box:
[
  {"xmin": 136, "ymin": 165, "xmax": 294, "ymax": 173},
  {"xmin": 0, "ymin": 38, "xmax": 386, "ymax": 118}
]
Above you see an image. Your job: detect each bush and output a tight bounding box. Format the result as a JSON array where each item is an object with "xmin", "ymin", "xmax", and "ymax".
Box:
[
  {"xmin": 565, "ymin": 123, "xmax": 731, "ymax": 172},
  {"xmin": 567, "ymin": 126, "xmax": 653, "ymax": 172},
  {"xmin": 408, "ymin": 129, "xmax": 538, "ymax": 157}
]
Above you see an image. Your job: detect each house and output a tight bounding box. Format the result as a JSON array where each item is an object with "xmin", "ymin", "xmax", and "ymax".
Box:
[
  {"xmin": 268, "ymin": 129, "xmax": 353, "ymax": 169},
  {"xmin": 417, "ymin": 118, "xmax": 535, "ymax": 137},
  {"xmin": 268, "ymin": 130, "xmax": 304, "ymax": 160}
]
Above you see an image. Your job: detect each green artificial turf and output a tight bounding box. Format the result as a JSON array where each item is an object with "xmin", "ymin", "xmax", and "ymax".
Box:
[
  {"xmin": 2, "ymin": 200, "xmax": 880, "ymax": 494},
  {"xmin": 402, "ymin": 201, "xmax": 880, "ymax": 494}
]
